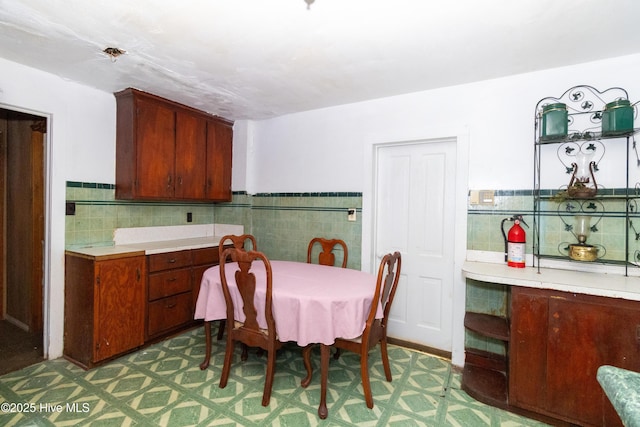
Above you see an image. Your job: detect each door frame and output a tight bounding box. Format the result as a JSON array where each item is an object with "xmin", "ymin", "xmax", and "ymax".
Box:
[
  {"xmin": 362, "ymin": 125, "xmax": 469, "ymax": 367},
  {"xmin": 0, "ymin": 102, "xmax": 51, "ymax": 357}
]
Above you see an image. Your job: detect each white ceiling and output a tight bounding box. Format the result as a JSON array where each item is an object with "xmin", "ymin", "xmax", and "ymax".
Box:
[{"xmin": 1, "ymin": 0, "xmax": 640, "ymax": 120}]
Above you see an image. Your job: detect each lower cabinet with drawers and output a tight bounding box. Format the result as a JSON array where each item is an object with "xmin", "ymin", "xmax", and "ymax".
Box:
[
  {"xmin": 64, "ymin": 245, "xmax": 221, "ymax": 368},
  {"xmin": 146, "ymin": 247, "xmax": 220, "ymax": 340}
]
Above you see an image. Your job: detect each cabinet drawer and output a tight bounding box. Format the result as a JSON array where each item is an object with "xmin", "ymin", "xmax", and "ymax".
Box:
[
  {"xmin": 192, "ymin": 247, "xmax": 219, "ymax": 266},
  {"xmin": 147, "ymin": 293, "xmax": 193, "ymax": 337},
  {"xmin": 148, "ymin": 268, "xmax": 191, "ymax": 301},
  {"xmin": 148, "ymin": 250, "xmax": 192, "ymax": 272}
]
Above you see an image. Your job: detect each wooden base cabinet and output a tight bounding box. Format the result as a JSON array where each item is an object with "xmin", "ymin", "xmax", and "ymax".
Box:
[
  {"xmin": 65, "ymin": 246, "xmax": 223, "ymax": 369},
  {"xmin": 64, "ymin": 252, "xmax": 146, "ymax": 369},
  {"xmin": 510, "ymin": 286, "xmax": 640, "ymax": 427},
  {"xmin": 146, "ymin": 247, "xmax": 222, "ymax": 340}
]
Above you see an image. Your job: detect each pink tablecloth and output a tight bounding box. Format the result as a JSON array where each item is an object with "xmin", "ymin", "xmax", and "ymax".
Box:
[{"xmin": 194, "ymin": 260, "xmax": 381, "ymax": 346}]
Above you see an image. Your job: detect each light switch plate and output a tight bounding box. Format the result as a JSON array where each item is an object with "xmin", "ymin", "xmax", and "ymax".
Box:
[{"xmin": 469, "ymin": 190, "xmax": 495, "ymax": 205}]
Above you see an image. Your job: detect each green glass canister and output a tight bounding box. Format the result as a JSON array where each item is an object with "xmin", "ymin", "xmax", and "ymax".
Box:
[
  {"xmin": 602, "ymin": 99, "xmax": 634, "ymax": 136},
  {"xmin": 541, "ymin": 103, "xmax": 568, "ymax": 140}
]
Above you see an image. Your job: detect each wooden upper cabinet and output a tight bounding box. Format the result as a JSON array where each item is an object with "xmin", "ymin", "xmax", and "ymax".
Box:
[
  {"xmin": 175, "ymin": 111, "xmax": 207, "ymax": 199},
  {"xmin": 206, "ymin": 119, "xmax": 233, "ymax": 201},
  {"xmin": 135, "ymin": 96, "xmax": 175, "ymax": 199},
  {"xmin": 115, "ymin": 88, "xmax": 232, "ymax": 202}
]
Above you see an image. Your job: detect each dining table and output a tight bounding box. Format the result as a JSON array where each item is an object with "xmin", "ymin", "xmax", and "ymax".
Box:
[{"xmin": 194, "ymin": 259, "xmax": 382, "ymax": 419}]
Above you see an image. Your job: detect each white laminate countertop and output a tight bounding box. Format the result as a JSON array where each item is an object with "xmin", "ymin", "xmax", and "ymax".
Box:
[
  {"xmin": 65, "ymin": 236, "xmax": 224, "ymax": 258},
  {"xmin": 463, "ymin": 261, "xmax": 640, "ymax": 301},
  {"xmin": 65, "ymin": 223, "xmax": 244, "ymax": 259}
]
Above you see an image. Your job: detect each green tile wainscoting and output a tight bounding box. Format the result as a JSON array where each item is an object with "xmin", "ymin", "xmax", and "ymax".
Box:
[
  {"xmin": 65, "ymin": 182, "xmax": 362, "ymax": 269},
  {"xmin": 466, "ymin": 188, "xmax": 640, "ymax": 262},
  {"xmin": 244, "ymin": 192, "xmax": 362, "ymax": 269}
]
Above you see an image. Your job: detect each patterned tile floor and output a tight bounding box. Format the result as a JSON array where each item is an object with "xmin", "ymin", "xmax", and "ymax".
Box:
[{"xmin": 0, "ymin": 327, "xmax": 549, "ymax": 426}]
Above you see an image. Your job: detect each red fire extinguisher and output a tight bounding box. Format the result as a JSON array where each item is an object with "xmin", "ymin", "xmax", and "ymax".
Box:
[{"xmin": 501, "ymin": 215, "xmax": 528, "ymax": 268}]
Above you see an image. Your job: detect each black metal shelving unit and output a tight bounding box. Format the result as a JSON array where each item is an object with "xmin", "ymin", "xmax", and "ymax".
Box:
[{"xmin": 533, "ymin": 85, "xmax": 639, "ymax": 275}]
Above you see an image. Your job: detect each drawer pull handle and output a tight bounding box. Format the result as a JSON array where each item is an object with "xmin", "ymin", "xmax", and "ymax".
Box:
[
  {"xmin": 167, "ymin": 277, "xmax": 177, "ymax": 282},
  {"xmin": 168, "ymin": 258, "xmax": 177, "ymax": 263},
  {"xmin": 166, "ymin": 302, "xmax": 176, "ymax": 309}
]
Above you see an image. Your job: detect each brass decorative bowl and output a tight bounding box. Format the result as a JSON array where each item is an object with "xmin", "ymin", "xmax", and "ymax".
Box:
[{"xmin": 569, "ymin": 244, "xmax": 598, "ymax": 262}]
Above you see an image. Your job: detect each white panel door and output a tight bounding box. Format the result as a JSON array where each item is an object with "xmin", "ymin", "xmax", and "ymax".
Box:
[{"xmin": 374, "ymin": 138, "xmax": 456, "ymax": 351}]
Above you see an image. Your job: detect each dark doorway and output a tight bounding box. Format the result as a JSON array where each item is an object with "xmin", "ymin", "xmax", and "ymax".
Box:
[{"xmin": 0, "ymin": 108, "xmax": 46, "ymax": 374}]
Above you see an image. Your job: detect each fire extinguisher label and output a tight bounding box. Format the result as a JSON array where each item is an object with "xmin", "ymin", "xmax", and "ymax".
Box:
[{"xmin": 507, "ymin": 242, "xmax": 525, "ymax": 267}]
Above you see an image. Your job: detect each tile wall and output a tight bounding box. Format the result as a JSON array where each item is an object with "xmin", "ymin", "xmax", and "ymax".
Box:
[
  {"xmin": 65, "ymin": 182, "xmax": 216, "ymax": 247},
  {"xmin": 64, "ymin": 183, "xmax": 362, "ymax": 270}
]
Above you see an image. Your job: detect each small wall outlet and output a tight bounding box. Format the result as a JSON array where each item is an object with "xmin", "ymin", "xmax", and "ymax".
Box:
[
  {"xmin": 347, "ymin": 208, "xmax": 356, "ymax": 222},
  {"xmin": 187, "ymin": 212, "xmax": 193, "ymax": 222},
  {"xmin": 66, "ymin": 202, "xmax": 76, "ymax": 216}
]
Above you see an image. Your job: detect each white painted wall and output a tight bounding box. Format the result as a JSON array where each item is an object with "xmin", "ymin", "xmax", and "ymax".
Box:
[
  {"xmin": 2, "ymin": 52, "xmax": 640, "ymax": 364},
  {"xmin": 0, "ymin": 57, "xmax": 116, "ymax": 359},
  {"xmin": 244, "ymin": 53, "xmax": 640, "ymax": 194}
]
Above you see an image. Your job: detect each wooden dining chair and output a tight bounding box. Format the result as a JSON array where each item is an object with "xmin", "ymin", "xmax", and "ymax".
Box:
[
  {"xmin": 305, "ymin": 251, "xmax": 401, "ymax": 409},
  {"xmin": 199, "ymin": 234, "xmax": 258, "ymax": 370},
  {"xmin": 218, "ymin": 246, "xmax": 282, "ymax": 407},
  {"xmin": 219, "ymin": 234, "xmax": 258, "ymax": 259},
  {"xmin": 307, "ymin": 237, "xmax": 350, "ymax": 358},
  {"xmin": 307, "ymin": 237, "xmax": 348, "ymax": 268}
]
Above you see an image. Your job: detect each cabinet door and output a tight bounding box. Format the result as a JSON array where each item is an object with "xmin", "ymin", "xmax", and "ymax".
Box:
[
  {"xmin": 94, "ymin": 256, "xmax": 145, "ymax": 362},
  {"xmin": 136, "ymin": 97, "xmax": 176, "ymax": 199},
  {"xmin": 175, "ymin": 111, "xmax": 207, "ymax": 199},
  {"xmin": 205, "ymin": 119, "xmax": 232, "ymax": 201},
  {"xmin": 546, "ymin": 295, "xmax": 640, "ymax": 426},
  {"xmin": 509, "ymin": 287, "xmax": 549, "ymax": 411}
]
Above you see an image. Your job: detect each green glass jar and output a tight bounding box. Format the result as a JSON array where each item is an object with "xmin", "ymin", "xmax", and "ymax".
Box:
[
  {"xmin": 541, "ymin": 103, "xmax": 568, "ymax": 140},
  {"xmin": 602, "ymin": 99, "xmax": 634, "ymax": 136}
]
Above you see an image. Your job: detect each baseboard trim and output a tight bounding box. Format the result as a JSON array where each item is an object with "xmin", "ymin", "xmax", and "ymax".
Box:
[{"xmin": 387, "ymin": 337, "xmax": 452, "ymax": 360}]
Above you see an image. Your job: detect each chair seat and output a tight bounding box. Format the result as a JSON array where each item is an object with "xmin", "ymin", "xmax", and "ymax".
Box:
[
  {"xmin": 233, "ymin": 321, "xmax": 275, "ymax": 338},
  {"xmin": 337, "ymin": 335, "xmax": 363, "ymax": 344}
]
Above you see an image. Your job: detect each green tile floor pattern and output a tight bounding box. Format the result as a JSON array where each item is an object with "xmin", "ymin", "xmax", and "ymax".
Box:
[{"xmin": 0, "ymin": 328, "xmax": 548, "ymax": 426}]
